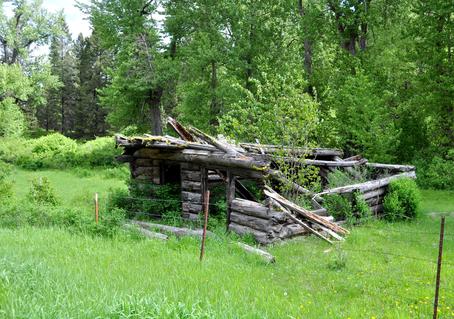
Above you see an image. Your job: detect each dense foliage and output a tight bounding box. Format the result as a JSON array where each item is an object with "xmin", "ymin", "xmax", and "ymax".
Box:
[
  {"xmin": 383, "ymin": 178, "xmax": 421, "ymax": 221},
  {"xmin": 1, "ymin": 0, "xmax": 453, "ymax": 188}
]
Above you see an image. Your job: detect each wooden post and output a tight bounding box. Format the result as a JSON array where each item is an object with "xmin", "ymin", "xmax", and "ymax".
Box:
[
  {"xmin": 94, "ymin": 193, "xmax": 99, "ymax": 224},
  {"xmin": 226, "ymin": 171, "xmax": 236, "ymax": 232},
  {"xmin": 200, "ymin": 190, "xmax": 210, "ymax": 261},
  {"xmin": 433, "ymin": 216, "xmax": 445, "ymax": 319}
]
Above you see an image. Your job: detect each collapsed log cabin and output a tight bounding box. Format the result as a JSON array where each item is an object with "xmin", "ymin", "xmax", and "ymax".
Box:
[{"xmin": 115, "ymin": 118, "xmax": 416, "ymax": 245}]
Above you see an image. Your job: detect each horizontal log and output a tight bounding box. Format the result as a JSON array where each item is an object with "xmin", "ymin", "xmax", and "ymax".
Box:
[
  {"xmin": 182, "ymin": 202, "xmax": 203, "ymax": 213},
  {"xmin": 181, "ymin": 170, "xmax": 201, "ymax": 182},
  {"xmin": 180, "ymin": 162, "xmax": 202, "ymax": 170},
  {"xmin": 134, "ymin": 158, "xmax": 161, "ymax": 167},
  {"xmin": 280, "ymin": 157, "xmax": 368, "ymax": 167},
  {"xmin": 366, "ymin": 163, "xmax": 415, "ymax": 172},
  {"xmin": 315, "ymin": 171, "xmax": 416, "ymax": 198},
  {"xmin": 274, "ymin": 223, "xmax": 308, "ymax": 239},
  {"xmin": 124, "ymin": 223, "xmax": 168, "ymax": 240},
  {"xmin": 131, "ymin": 220, "xmax": 213, "ymax": 237},
  {"xmin": 231, "ymin": 198, "xmax": 288, "ymax": 222},
  {"xmin": 239, "ymin": 143, "xmax": 343, "ymax": 157},
  {"xmin": 235, "ymin": 242, "xmax": 275, "ymax": 263},
  {"xmin": 181, "ymin": 191, "xmax": 202, "ymax": 203},
  {"xmin": 132, "ymin": 166, "xmax": 159, "ymax": 177},
  {"xmin": 130, "ymin": 148, "xmax": 269, "ymax": 172},
  {"xmin": 362, "ymin": 187, "xmax": 386, "ymax": 200},
  {"xmin": 181, "ymin": 181, "xmax": 202, "ymax": 191},
  {"xmin": 230, "ymin": 211, "xmax": 271, "ymax": 231},
  {"xmin": 228, "ymin": 223, "xmax": 271, "ymax": 245},
  {"xmin": 365, "ymin": 196, "xmax": 384, "ymax": 206}
]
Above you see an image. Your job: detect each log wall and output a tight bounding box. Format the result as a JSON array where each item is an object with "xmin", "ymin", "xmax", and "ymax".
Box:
[
  {"xmin": 228, "ymin": 198, "xmax": 308, "ymax": 244},
  {"xmin": 180, "ymin": 162, "xmax": 206, "ymax": 220}
]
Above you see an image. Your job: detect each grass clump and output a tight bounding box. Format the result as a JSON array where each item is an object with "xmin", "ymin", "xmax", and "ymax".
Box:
[
  {"xmin": 27, "ymin": 177, "xmax": 60, "ymax": 206},
  {"xmin": 324, "ymin": 191, "xmax": 371, "ymax": 224},
  {"xmin": 0, "ymin": 161, "xmax": 13, "ymax": 199},
  {"xmin": 383, "ymin": 178, "xmax": 421, "ymax": 221}
]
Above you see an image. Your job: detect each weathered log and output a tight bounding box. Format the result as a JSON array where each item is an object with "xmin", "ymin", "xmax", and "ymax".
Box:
[
  {"xmin": 265, "ymin": 187, "xmax": 349, "ymax": 236},
  {"xmin": 124, "ymin": 223, "xmax": 169, "ymax": 240},
  {"xmin": 239, "ymin": 143, "xmax": 343, "ymax": 157},
  {"xmin": 181, "ymin": 181, "xmax": 202, "ymax": 192},
  {"xmin": 269, "ymin": 198, "xmax": 334, "ymax": 244},
  {"xmin": 235, "ymin": 242, "xmax": 275, "ymax": 263},
  {"xmin": 230, "ymin": 211, "xmax": 271, "ymax": 231},
  {"xmin": 281, "ymin": 157, "xmax": 368, "ymax": 167},
  {"xmin": 231, "ymin": 198, "xmax": 288, "ymax": 222},
  {"xmin": 131, "ymin": 220, "xmax": 213, "ymax": 237},
  {"xmin": 134, "ymin": 158, "xmax": 160, "ymax": 167},
  {"xmin": 132, "ymin": 166, "xmax": 159, "ymax": 177},
  {"xmin": 315, "ymin": 171, "xmax": 416, "ymax": 198},
  {"xmin": 188, "ymin": 127, "xmax": 244, "ymax": 155},
  {"xmin": 365, "ymin": 195, "xmax": 384, "ymax": 206},
  {"xmin": 167, "ymin": 117, "xmax": 196, "ymax": 142},
  {"xmin": 275, "ymin": 223, "xmax": 308, "ymax": 239},
  {"xmin": 132, "ymin": 148, "xmax": 269, "ymax": 172},
  {"xmin": 182, "ymin": 202, "xmax": 203, "ymax": 213},
  {"xmin": 362, "ymin": 187, "xmax": 386, "ymax": 200},
  {"xmin": 182, "ymin": 191, "xmax": 202, "ymax": 203},
  {"xmin": 366, "ymin": 163, "xmax": 415, "ymax": 172},
  {"xmin": 228, "ymin": 223, "xmax": 270, "ymax": 244},
  {"xmin": 181, "ymin": 170, "xmax": 202, "ymax": 182}
]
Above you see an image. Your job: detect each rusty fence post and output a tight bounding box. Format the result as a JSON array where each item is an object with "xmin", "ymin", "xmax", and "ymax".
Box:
[
  {"xmin": 200, "ymin": 190, "xmax": 210, "ymax": 261},
  {"xmin": 433, "ymin": 216, "xmax": 445, "ymax": 319}
]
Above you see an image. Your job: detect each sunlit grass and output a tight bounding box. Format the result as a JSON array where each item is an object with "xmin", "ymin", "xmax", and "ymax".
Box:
[{"xmin": 1, "ymin": 170, "xmax": 454, "ymax": 318}]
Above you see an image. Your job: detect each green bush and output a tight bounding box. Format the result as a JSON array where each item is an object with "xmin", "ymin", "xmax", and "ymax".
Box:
[
  {"xmin": 27, "ymin": 177, "xmax": 60, "ymax": 206},
  {"xmin": 324, "ymin": 194, "xmax": 353, "ymax": 221},
  {"xmin": 324, "ymin": 192, "xmax": 371, "ymax": 224},
  {"xmin": 383, "ymin": 178, "xmax": 420, "ymax": 221},
  {"xmin": 0, "ymin": 161, "xmax": 13, "ymax": 199},
  {"xmin": 0, "ymin": 134, "xmax": 122, "ymax": 169},
  {"xmin": 416, "ymin": 155, "xmax": 454, "ymax": 190},
  {"xmin": 22, "ymin": 133, "xmax": 79, "ymax": 169},
  {"xmin": 0, "ymin": 200, "xmax": 125, "ymax": 238},
  {"xmin": 77, "ymin": 137, "xmax": 121, "ymax": 167}
]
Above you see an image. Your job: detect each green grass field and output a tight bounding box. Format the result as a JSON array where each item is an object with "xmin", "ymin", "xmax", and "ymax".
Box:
[{"xmin": 0, "ymin": 170, "xmax": 453, "ymax": 318}]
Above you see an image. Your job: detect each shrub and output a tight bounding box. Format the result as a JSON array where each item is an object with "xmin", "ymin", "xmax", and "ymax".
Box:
[
  {"xmin": 27, "ymin": 177, "xmax": 60, "ymax": 206},
  {"xmin": 383, "ymin": 178, "xmax": 420, "ymax": 221},
  {"xmin": 0, "ymin": 161, "xmax": 13, "ymax": 199},
  {"xmin": 20, "ymin": 133, "xmax": 79, "ymax": 169},
  {"xmin": 324, "ymin": 192, "xmax": 371, "ymax": 224},
  {"xmin": 416, "ymin": 155, "xmax": 454, "ymax": 190},
  {"xmin": 324, "ymin": 194, "xmax": 353, "ymax": 221},
  {"xmin": 77, "ymin": 137, "xmax": 121, "ymax": 167}
]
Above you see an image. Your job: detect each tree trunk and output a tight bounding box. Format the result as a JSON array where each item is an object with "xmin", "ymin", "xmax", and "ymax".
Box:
[
  {"xmin": 147, "ymin": 88, "xmax": 163, "ymax": 135},
  {"xmin": 210, "ymin": 60, "xmax": 219, "ymax": 126},
  {"xmin": 298, "ymin": 0, "xmax": 313, "ymax": 77}
]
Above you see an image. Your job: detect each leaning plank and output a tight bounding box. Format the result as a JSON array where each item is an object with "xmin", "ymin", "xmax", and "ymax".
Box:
[
  {"xmin": 265, "ymin": 187, "xmax": 349, "ymax": 236},
  {"xmin": 188, "ymin": 126, "xmax": 243, "ymax": 155},
  {"xmin": 124, "ymin": 223, "xmax": 169, "ymax": 240},
  {"xmin": 131, "ymin": 220, "xmax": 213, "ymax": 237},
  {"xmin": 269, "ymin": 198, "xmax": 334, "ymax": 244},
  {"xmin": 315, "ymin": 171, "xmax": 416, "ymax": 198},
  {"xmin": 167, "ymin": 117, "xmax": 196, "ymax": 142},
  {"xmin": 235, "ymin": 242, "xmax": 275, "ymax": 263}
]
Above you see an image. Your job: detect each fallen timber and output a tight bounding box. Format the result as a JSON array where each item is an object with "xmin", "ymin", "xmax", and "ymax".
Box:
[{"xmin": 116, "ymin": 117, "xmax": 417, "ymax": 245}]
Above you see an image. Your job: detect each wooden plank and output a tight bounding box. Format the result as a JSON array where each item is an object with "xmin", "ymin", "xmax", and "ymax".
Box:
[
  {"xmin": 235, "ymin": 242, "xmax": 275, "ymax": 263},
  {"xmin": 269, "ymin": 198, "xmax": 334, "ymax": 244},
  {"xmin": 167, "ymin": 116, "xmax": 196, "ymax": 142},
  {"xmin": 315, "ymin": 171, "xmax": 416, "ymax": 198},
  {"xmin": 265, "ymin": 187, "xmax": 349, "ymax": 236},
  {"xmin": 362, "ymin": 187, "xmax": 386, "ymax": 200},
  {"xmin": 366, "ymin": 162, "xmax": 415, "ymax": 172}
]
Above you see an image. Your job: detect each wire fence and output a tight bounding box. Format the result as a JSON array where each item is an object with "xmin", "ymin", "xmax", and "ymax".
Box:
[{"xmin": 89, "ymin": 193, "xmax": 454, "ymax": 317}]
